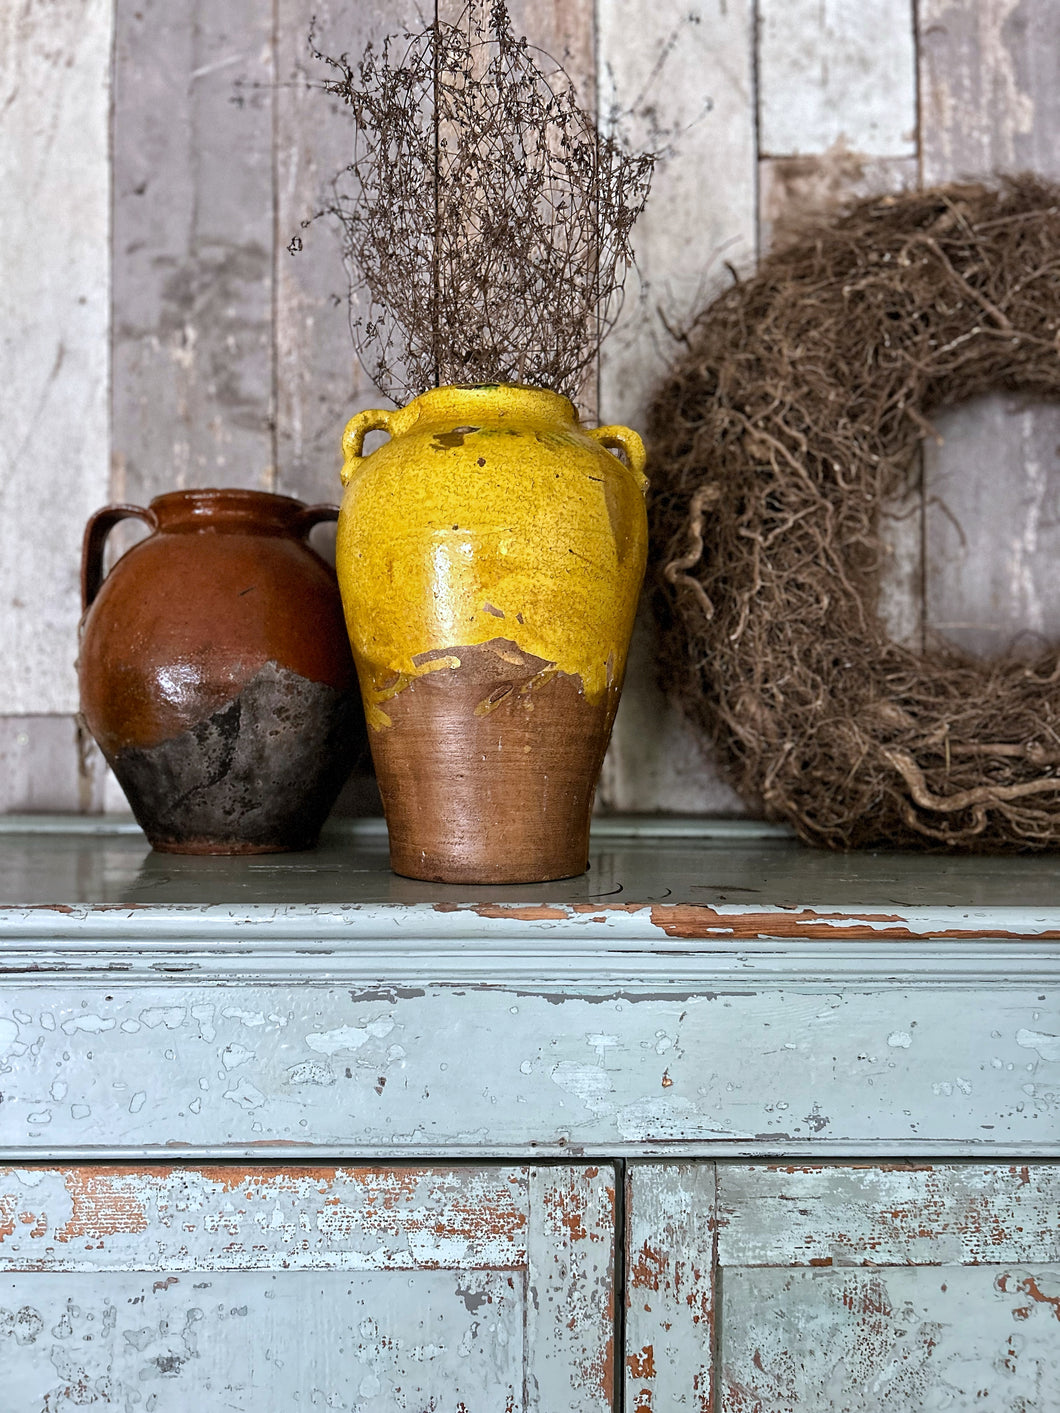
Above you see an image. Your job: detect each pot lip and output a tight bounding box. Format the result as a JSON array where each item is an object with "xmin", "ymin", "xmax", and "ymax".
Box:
[
  {"xmin": 148, "ymin": 487, "xmax": 307, "ymax": 511},
  {"xmin": 395, "ymin": 382, "xmax": 579, "ymax": 430},
  {"xmin": 146, "ymin": 488, "xmax": 313, "ymax": 534}
]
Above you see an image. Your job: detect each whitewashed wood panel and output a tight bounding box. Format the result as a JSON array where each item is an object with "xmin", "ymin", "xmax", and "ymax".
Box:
[
  {"xmin": 758, "ymin": 153, "xmax": 919, "ymax": 255},
  {"xmin": 0, "ymin": 719, "xmax": 104, "ymax": 816},
  {"xmin": 717, "ymin": 1163, "xmax": 1060, "ymax": 1411},
  {"xmin": 111, "ymin": 0, "xmax": 275, "ymax": 502},
  {"xmin": 626, "ymin": 1163, "xmax": 1060, "ymax": 1412},
  {"xmin": 625, "ymin": 1162, "xmax": 716, "ymax": 1411},
  {"xmin": 0, "ymin": 0, "xmax": 112, "ymax": 716},
  {"xmin": 0, "ymin": 1163, "xmax": 616, "ymax": 1412},
  {"xmin": 274, "ymin": 1, "xmax": 415, "ymax": 506},
  {"xmin": 718, "ymin": 1163, "xmax": 1060, "ymax": 1266},
  {"xmin": 757, "ymin": 153, "xmax": 924, "ymax": 652},
  {"xmin": 919, "ymin": 0, "xmax": 1060, "ymax": 661},
  {"xmin": 721, "ymin": 1265, "xmax": 1060, "ymax": 1409},
  {"xmin": 923, "ymin": 397, "xmax": 1060, "ymax": 657},
  {"xmin": 919, "ymin": 0, "xmax": 1060, "ymax": 182},
  {"xmin": 758, "ymin": 0, "xmax": 917, "ymax": 157},
  {"xmin": 597, "ymin": 0, "xmax": 757, "ymax": 813},
  {"xmin": 4, "ymin": 977, "xmax": 1058, "ymax": 1157}
]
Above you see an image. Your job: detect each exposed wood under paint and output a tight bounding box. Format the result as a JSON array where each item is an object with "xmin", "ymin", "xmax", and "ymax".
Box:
[
  {"xmin": 0, "ymin": 1163, "xmax": 616, "ymax": 1413},
  {"xmin": 1, "ymin": 822, "xmax": 1057, "ymax": 1162}
]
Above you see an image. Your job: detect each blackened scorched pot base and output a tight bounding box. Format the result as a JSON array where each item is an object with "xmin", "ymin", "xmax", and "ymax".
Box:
[{"xmin": 77, "ymin": 488, "xmax": 365, "ymax": 854}]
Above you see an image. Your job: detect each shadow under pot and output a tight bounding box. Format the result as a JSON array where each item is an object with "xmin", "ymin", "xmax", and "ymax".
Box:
[{"xmin": 78, "ymin": 488, "xmax": 365, "ymax": 853}]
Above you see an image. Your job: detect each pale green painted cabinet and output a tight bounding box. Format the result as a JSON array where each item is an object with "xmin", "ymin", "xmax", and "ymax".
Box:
[{"xmin": 2, "ymin": 818, "xmax": 1059, "ymax": 1408}]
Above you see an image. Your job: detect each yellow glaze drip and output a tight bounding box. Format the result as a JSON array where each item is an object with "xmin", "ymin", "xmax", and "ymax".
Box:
[{"xmin": 336, "ymin": 385, "xmax": 648, "ymax": 722}]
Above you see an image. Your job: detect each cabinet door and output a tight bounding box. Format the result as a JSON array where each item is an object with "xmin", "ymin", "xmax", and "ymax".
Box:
[
  {"xmin": 626, "ymin": 1162, "xmax": 1060, "ymax": 1411},
  {"xmin": 0, "ymin": 1163, "xmax": 614, "ymax": 1411}
]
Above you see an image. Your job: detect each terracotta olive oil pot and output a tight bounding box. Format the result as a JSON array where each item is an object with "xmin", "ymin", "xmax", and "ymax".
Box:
[
  {"xmin": 78, "ymin": 488, "xmax": 364, "ymax": 853},
  {"xmin": 336, "ymin": 384, "xmax": 648, "ymax": 884}
]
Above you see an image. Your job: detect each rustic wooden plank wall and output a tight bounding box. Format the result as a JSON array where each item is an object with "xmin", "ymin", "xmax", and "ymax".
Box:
[
  {"xmin": 0, "ymin": 1, "xmax": 113, "ymax": 802},
  {"xmin": 2, "ymin": 0, "xmax": 1059, "ymax": 814}
]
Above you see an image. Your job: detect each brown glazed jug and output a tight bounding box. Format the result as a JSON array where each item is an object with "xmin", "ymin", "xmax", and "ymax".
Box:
[{"xmin": 78, "ymin": 488, "xmax": 364, "ymax": 853}]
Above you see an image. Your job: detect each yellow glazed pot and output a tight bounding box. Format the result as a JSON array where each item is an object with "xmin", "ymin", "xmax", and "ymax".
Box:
[{"xmin": 336, "ymin": 383, "xmax": 648, "ymax": 883}]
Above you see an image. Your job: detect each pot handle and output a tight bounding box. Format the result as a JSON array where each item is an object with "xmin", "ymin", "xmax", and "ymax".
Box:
[
  {"xmin": 588, "ymin": 425, "xmax": 649, "ymax": 494},
  {"xmin": 340, "ymin": 409, "xmax": 396, "ymax": 486},
  {"xmin": 81, "ymin": 503, "xmax": 158, "ymax": 611},
  {"xmin": 294, "ymin": 503, "xmax": 340, "ymax": 537}
]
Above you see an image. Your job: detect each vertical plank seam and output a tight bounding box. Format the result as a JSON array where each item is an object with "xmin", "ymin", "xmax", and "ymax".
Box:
[
  {"xmin": 593, "ymin": 0, "xmax": 602, "ymax": 424},
  {"xmin": 751, "ymin": 0, "xmax": 763, "ymax": 263},
  {"xmin": 269, "ymin": 0, "xmax": 280, "ymax": 492},
  {"xmin": 524, "ymin": 1161, "xmax": 534, "ymax": 1413},
  {"xmin": 911, "ymin": 0, "xmax": 925, "ymax": 190},
  {"xmin": 83, "ymin": 0, "xmax": 121, "ymax": 812},
  {"xmin": 432, "ymin": 0, "xmax": 441, "ymax": 389},
  {"xmin": 711, "ymin": 1160, "xmax": 721, "ymax": 1412},
  {"xmin": 614, "ymin": 1156, "xmax": 627, "ymax": 1413},
  {"xmin": 911, "ymin": 0, "xmax": 926, "ymax": 653}
]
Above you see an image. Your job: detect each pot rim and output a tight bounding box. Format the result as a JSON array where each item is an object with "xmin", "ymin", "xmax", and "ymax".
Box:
[{"xmin": 392, "ymin": 382, "xmax": 579, "ymax": 433}]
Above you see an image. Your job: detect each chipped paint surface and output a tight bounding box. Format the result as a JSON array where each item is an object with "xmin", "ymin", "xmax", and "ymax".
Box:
[
  {"xmin": 2, "ymin": 982, "xmax": 1057, "ymax": 1157},
  {"xmin": 625, "ymin": 1164, "xmax": 716, "ymax": 1413},
  {"xmin": 3, "ymin": 1269, "xmax": 525, "ymax": 1410},
  {"xmin": 719, "ymin": 1164, "xmax": 1060, "ymax": 1267},
  {"xmin": 0, "ymin": 1166, "xmax": 529, "ymax": 1272},
  {"xmin": 0, "ymin": 1164, "xmax": 613, "ymax": 1412},
  {"xmin": 721, "ymin": 1265, "xmax": 1060, "ymax": 1409}
]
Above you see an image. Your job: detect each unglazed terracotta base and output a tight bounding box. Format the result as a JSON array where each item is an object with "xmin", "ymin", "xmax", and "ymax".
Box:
[
  {"xmin": 369, "ymin": 641, "xmax": 614, "ymax": 884},
  {"xmin": 336, "ymin": 385, "xmax": 649, "ymax": 884}
]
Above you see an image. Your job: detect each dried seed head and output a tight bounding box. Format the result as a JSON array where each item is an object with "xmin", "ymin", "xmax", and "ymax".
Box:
[{"xmin": 299, "ymin": 1, "xmax": 655, "ymax": 405}]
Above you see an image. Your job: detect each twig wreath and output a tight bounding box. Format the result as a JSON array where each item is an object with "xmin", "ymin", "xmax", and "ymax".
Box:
[{"xmin": 651, "ymin": 177, "xmax": 1060, "ymax": 850}]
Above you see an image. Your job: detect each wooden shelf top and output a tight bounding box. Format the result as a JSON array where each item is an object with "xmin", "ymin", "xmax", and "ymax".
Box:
[{"xmin": 2, "ymin": 817, "xmax": 1060, "ymax": 953}]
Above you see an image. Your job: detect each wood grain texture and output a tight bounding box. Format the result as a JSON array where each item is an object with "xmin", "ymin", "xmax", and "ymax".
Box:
[
  {"xmin": 721, "ymin": 1265, "xmax": 1060, "ymax": 1409},
  {"xmin": 923, "ymin": 396, "xmax": 1060, "ymax": 657},
  {"xmin": 758, "ymin": 153, "xmax": 919, "ymax": 254},
  {"xmin": 718, "ymin": 1163, "xmax": 1060, "ymax": 1409},
  {"xmin": 625, "ymin": 1162, "xmax": 716, "ymax": 1412},
  {"xmin": 718, "ymin": 1163, "xmax": 1060, "ymax": 1266},
  {"xmin": 112, "ymin": 0, "xmax": 275, "ymax": 502},
  {"xmin": 597, "ymin": 0, "xmax": 757, "ymax": 813},
  {"xmin": 919, "ymin": 0, "xmax": 1060, "ymax": 661},
  {"xmin": 0, "ymin": 1163, "xmax": 614, "ymax": 1413},
  {"xmin": 758, "ymin": 152, "xmax": 924, "ymax": 650},
  {"xmin": 0, "ymin": 719, "xmax": 104, "ymax": 816},
  {"xmin": 274, "ymin": 1, "xmax": 412, "ymax": 506},
  {"xmin": 0, "ymin": 0, "xmax": 112, "ymax": 716},
  {"xmin": 4, "ymin": 976, "xmax": 1058, "ymax": 1157},
  {"xmin": 758, "ymin": 0, "xmax": 917, "ymax": 157},
  {"xmin": 919, "ymin": 0, "xmax": 1060, "ymax": 182}
]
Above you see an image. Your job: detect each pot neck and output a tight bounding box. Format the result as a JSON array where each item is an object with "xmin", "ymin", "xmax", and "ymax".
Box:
[
  {"xmin": 392, "ymin": 384, "xmax": 579, "ymax": 435},
  {"xmin": 148, "ymin": 489, "xmax": 308, "ymax": 535}
]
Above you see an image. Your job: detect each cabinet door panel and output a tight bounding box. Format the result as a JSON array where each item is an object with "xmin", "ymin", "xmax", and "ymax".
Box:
[
  {"xmin": 0, "ymin": 1164, "xmax": 615, "ymax": 1412},
  {"xmin": 720, "ymin": 1265, "xmax": 1060, "ymax": 1411},
  {"xmin": 627, "ymin": 1162, "xmax": 1060, "ymax": 1412},
  {"xmin": 3, "ymin": 1269, "xmax": 524, "ymax": 1410}
]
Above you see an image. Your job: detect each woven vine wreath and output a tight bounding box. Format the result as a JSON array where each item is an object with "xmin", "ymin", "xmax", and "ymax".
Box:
[{"xmin": 651, "ymin": 177, "xmax": 1060, "ymax": 850}]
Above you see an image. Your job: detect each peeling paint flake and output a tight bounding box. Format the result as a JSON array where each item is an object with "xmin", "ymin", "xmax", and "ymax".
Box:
[{"xmin": 1016, "ymin": 1027, "xmax": 1060, "ymax": 1062}]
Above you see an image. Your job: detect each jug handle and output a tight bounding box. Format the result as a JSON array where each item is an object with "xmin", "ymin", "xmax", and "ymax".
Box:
[
  {"xmin": 295, "ymin": 503, "xmax": 340, "ymax": 538},
  {"xmin": 340, "ymin": 409, "xmax": 396, "ymax": 486},
  {"xmin": 81, "ymin": 504, "xmax": 158, "ymax": 611},
  {"xmin": 588, "ymin": 425, "xmax": 649, "ymax": 494}
]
